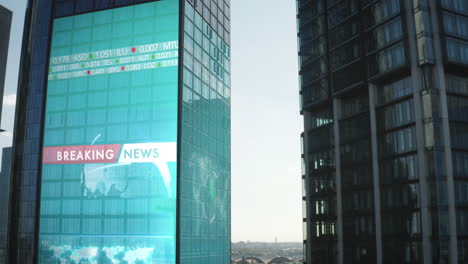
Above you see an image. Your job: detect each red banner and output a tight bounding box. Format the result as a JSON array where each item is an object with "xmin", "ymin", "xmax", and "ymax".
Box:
[{"xmin": 42, "ymin": 144, "xmax": 122, "ymax": 164}]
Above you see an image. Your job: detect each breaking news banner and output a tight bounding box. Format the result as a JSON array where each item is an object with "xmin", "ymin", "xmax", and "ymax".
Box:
[
  {"xmin": 42, "ymin": 142, "xmax": 176, "ymax": 164},
  {"xmin": 42, "ymin": 142, "xmax": 177, "ymax": 198}
]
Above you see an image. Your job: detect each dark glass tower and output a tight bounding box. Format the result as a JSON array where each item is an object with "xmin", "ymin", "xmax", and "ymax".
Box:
[
  {"xmin": 0, "ymin": 147, "xmax": 12, "ymax": 264},
  {"xmin": 297, "ymin": 0, "xmax": 468, "ymax": 263},
  {"xmin": 0, "ymin": 4, "xmax": 12, "ymax": 264},
  {"xmin": 6, "ymin": 0, "xmax": 231, "ymax": 263}
]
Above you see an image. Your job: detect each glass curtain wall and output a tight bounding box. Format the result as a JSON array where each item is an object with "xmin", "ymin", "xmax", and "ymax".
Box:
[
  {"xmin": 441, "ymin": 0, "xmax": 468, "ymax": 262},
  {"xmin": 339, "ymin": 93, "xmax": 376, "ymax": 264},
  {"xmin": 299, "ymin": 0, "xmax": 468, "ymax": 263},
  {"xmin": 298, "ymin": 0, "xmax": 337, "ymax": 262},
  {"xmin": 307, "ymin": 107, "xmax": 337, "ymax": 264},
  {"xmin": 0, "ymin": 3, "xmax": 13, "ymax": 264},
  {"xmin": 376, "ymin": 77, "xmax": 422, "ymax": 264},
  {"xmin": 180, "ymin": 0, "xmax": 231, "ymax": 263},
  {"xmin": 446, "ymin": 75, "xmax": 468, "ymax": 263}
]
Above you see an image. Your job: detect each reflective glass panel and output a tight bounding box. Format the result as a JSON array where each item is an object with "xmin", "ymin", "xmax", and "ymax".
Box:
[{"xmin": 39, "ymin": 2, "xmax": 179, "ymax": 263}]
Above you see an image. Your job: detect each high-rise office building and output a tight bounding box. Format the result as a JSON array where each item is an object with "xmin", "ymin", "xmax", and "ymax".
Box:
[
  {"xmin": 0, "ymin": 147, "xmax": 13, "ymax": 260},
  {"xmin": 0, "ymin": 4, "xmax": 12, "ymax": 264},
  {"xmin": 297, "ymin": 0, "xmax": 468, "ymax": 263},
  {"xmin": 6, "ymin": 0, "xmax": 231, "ymax": 263}
]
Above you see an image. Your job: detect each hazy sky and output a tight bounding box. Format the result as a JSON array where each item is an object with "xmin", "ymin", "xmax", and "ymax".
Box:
[
  {"xmin": 1, "ymin": 0, "xmax": 303, "ymax": 242},
  {"xmin": 0, "ymin": 0, "xmax": 27, "ymax": 154},
  {"xmin": 231, "ymin": 1, "xmax": 302, "ymax": 242}
]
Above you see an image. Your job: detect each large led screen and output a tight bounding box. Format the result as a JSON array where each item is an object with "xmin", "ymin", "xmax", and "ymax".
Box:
[{"xmin": 38, "ymin": 1, "xmax": 179, "ymax": 263}]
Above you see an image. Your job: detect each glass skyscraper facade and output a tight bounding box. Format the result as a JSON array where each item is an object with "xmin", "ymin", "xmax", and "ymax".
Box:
[
  {"xmin": 180, "ymin": 1, "xmax": 231, "ymax": 263},
  {"xmin": 297, "ymin": 0, "xmax": 468, "ymax": 263},
  {"xmin": 0, "ymin": 3, "xmax": 13, "ymax": 264},
  {"xmin": 5, "ymin": 0, "xmax": 230, "ymax": 263}
]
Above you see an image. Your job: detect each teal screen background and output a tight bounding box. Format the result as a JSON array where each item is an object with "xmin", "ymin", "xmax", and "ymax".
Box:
[{"xmin": 38, "ymin": 1, "xmax": 179, "ymax": 264}]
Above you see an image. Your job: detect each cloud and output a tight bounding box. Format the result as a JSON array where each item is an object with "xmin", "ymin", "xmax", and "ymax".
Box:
[
  {"xmin": 2, "ymin": 94, "xmax": 16, "ymax": 106},
  {"xmin": 0, "ymin": 131, "xmax": 13, "ymax": 138}
]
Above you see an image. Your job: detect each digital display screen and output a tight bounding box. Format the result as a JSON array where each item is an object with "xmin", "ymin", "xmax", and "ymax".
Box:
[{"xmin": 38, "ymin": 1, "xmax": 179, "ymax": 263}]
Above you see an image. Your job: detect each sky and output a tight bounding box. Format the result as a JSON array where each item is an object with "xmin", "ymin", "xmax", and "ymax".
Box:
[
  {"xmin": 1, "ymin": 0, "xmax": 303, "ymax": 243},
  {"xmin": 230, "ymin": 0, "xmax": 302, "ymax": 242},
  {"xmin": 0, "ymin": 0, "xmax": 27, "ymax": 154}
]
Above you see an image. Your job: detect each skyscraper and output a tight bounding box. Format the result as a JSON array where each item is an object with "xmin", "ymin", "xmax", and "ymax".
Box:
[
  {"xmin": 297, "ymin": 0, "xmax": 468, "ymax": 264},
  {"xmin": 0, "ymin": 147, "xmax": 12, "ymax": 263},
  {"xmin": 6, "ymin": 0, "xmax": 231, "ymax": 263},
  {"xmin": 0, "ymin": 4, "xmax": 12, "ymax": 264}
]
